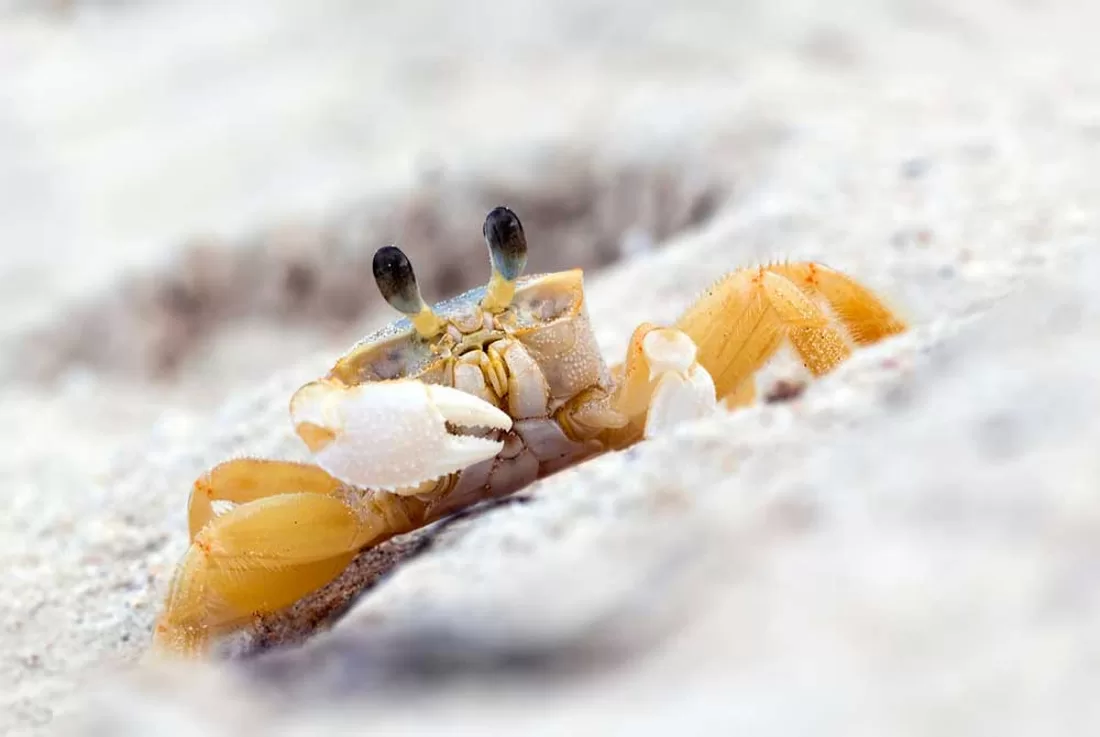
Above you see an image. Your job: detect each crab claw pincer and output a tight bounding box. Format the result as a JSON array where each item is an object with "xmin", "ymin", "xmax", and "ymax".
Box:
[
  {"xmin": 638, "ymin": 328, "xmax": 718, "ymax": 438},
  {"xmin": 289, "ymin": 379, "xmax": 513, "ymax": 492}
]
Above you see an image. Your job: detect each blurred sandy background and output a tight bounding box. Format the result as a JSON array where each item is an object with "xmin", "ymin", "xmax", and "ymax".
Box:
[{"xmin": 2, "ymin": 1, "xmax": 1099, "ymax": 735}]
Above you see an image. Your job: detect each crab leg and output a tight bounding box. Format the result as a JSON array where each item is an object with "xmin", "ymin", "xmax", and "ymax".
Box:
[
  {"xmin": 157, "ymin": 459, "xmax": 379, "ymax": 655},
  {"xmin": 768, "ymin": 262, "xmax": 907, "ymax": 345},
  {"xmin": 675, "ymin": 263, "xmax": 905, "ymax": 407},
  {"xmin": 154, "ymin": 488, "xmax": 383, "ymax": 656},
  {"xmin": 187, "ymin": 459, "xmax": 343, "ymax": 540},
  {"xmin": 609, "ymin": 263, "xmax": 905, "ymax": 443},
  {"xmin": 156, "ymin": 456, "xmax": 444, "ymax": 657}
]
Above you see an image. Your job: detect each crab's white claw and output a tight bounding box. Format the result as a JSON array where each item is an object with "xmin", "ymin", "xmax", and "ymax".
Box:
[
  {"xmin": 641, "ymin": 328, "xmax": 718, "ymax": 438},
  {"xmin": 289, "ymin": 379, "xmax": 513, "ymax": 492}
]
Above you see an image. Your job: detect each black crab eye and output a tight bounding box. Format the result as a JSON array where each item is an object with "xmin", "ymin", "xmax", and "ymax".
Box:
[
  {"xmin": 372, "ymin": 245, "xmax": 425, "ymax": 316},
  {"xmin": 483, "ymin": 206, "xmax": 527, "ymax": 281}
]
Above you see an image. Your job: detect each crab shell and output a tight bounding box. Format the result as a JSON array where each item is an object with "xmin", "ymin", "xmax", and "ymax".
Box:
[{"xmin": 287, "ymin": 269, "xmax": 624, "ymax": 516}]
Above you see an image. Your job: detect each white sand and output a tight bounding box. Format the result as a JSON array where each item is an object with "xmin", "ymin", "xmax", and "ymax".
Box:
[{"xmin": 2, "ymin": 1, "xmax": 1099, "ymax": 734}]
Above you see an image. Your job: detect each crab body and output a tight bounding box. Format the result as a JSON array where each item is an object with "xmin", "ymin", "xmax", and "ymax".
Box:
[
  {"xmin": 153, "ymin": 207, "xmax": 907, "ymax": 656},
  {"xmin": 306, "ymin": 268, "xmax": 619, "ymax": 503}
]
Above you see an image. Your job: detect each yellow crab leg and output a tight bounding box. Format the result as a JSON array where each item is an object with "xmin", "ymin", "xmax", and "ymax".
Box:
[
  {"xmin": 153, "ymin": 544, "xmax": 355, "ymax": 657},
  {"xmin": 673, "ymin": 266, "xmax": 788, "ymax": 403},
  {"xmin": 755, "ymin": 269, "xmax": 851, "ymax": 375},
  {"xmin": 769, "ymin": 262, "xmax": 907, "ymax": 345},
  {"xmin": 610, "ymin": 263, "xmax": 906, "ymax": 441},
  {"xmin": 188, "ymin": 458, "xmax": 344, "ymax": 540},
  {"xmin": 155, "ymin": 491, "xmax": 387, "ymax": 657},
  {"xmin": 674, "ymin": 264, "xmax": 899, "ymax": 404}
]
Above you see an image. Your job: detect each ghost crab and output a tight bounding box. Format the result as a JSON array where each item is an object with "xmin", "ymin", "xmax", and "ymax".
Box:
[{"xmin": 153, "ymin": 206, "xmax": 906, "ymax": 656}]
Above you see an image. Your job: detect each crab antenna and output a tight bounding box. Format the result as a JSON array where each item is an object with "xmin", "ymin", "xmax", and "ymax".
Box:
[
  {"xmin": 481, "ymin": 206, "xmax": 528, "ymax": 312},
  {"xmin": 372, "ymin": 245, "xmax": 443, "ymax": 338}
]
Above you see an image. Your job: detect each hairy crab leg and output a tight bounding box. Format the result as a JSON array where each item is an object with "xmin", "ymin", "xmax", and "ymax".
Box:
[
  {"xmin": 608, "ymin": 263, "xmax": 906, "ymax": 443},
  {"xmin": 675, "ymin": 263, "xmax": 905, "ymax": 407},
  {"xmin": 768, "ymin": 262, "xmax": 908, "ymax": 345}
]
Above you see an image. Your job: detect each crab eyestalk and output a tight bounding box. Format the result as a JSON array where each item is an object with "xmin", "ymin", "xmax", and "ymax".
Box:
[
  {"xmin": 373, "ymin": 245, "xmax": 443, "ymax": 338},
  {"xmin": 481, "ymin": 206, "xmax": 528, "ymax": 313}
]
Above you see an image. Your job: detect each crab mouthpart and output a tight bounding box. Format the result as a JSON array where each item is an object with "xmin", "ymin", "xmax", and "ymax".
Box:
[{"xmin": 290, "ymin": 379, "xmax": 512, "ymax": 492}]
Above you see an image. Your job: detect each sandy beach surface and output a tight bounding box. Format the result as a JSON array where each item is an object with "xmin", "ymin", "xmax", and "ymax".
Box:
[{"xmin": 2, "ymin": 1, "xmax": 1099, "ymax": 734}]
